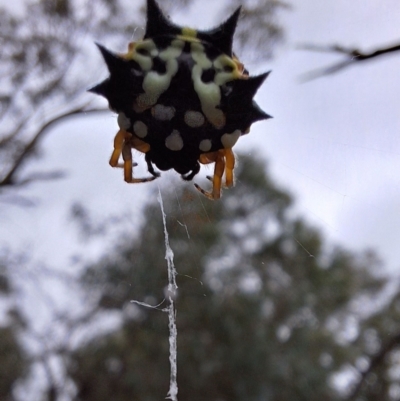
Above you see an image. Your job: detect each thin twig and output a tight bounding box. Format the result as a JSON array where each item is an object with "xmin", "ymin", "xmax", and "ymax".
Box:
[{"xmin": 299, "ymin": 42, "xmax": 400, "ymax": 82}]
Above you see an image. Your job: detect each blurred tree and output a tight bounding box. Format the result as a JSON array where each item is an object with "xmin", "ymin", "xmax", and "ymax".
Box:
[
  {"xmin": 0, "ymin": 0, "xmax": 286, "ymax": 190},
  {"xmin": 347, "ymin": 289, "xmax": 400, "ymax": 401},
  {"xmin": 67, "ymin": 154, "xmax": 388, "ymax": 401},
  {"xmin": 0, "ymin": 263, "xmax": 29, "ymax": 400}
]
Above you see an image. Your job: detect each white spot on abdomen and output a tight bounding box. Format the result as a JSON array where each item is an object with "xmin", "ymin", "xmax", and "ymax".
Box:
[
  {"xmin": 184, "ymin": 111, "xmax": 205, "ymax": 127},
  {"xmin": 134, "ymin": 93, "xmax": 158, "ymax": 112},
  {"xmin": 199, "ymin": 139, "xmax": 212, "ymax": 152},
  {"xmin": 165, "ymin": 130, "xmax": 183, "ymax": 151},
  {"xmin": 117, "ymin": 112, "xmax": 131, "ymax": 130},
  {"xmin": 133, "ymin": 121, "xmax": 148, "ymax": 138},
  {"xmin": 221, "ymin": 130, "xmax": 241, "ymax": 149},
  {"xmin": 152, "ymin": 104, "xmax": 176, "ymax": 120}
]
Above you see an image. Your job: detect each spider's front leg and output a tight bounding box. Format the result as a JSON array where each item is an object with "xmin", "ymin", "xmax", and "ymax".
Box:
[
  {"xmin": 109, "ymin": 129, "xmax": 130, "ymax": 168},
  {"xmin": 195, "ymin": 149, "xmax": 237, "ymax": 199},
  {"xmin": 195, "ymin": 150, "xmax": 226, "ymax": 200},
  {"xmin": 224, "ymin": 148, "xmax": 235, "ymax": 188},
  {"xmin": 145, "ymin": 153, "xmax": 161, "ymax": 179},
  {"xmin": 181, "ymin": 162, "xmax": 200, "ymax": 181},
  {"xmin": 125, "ymin": 137, "xmax": 159, "ymax": 183},
  {"xmin": 109, "ymin": 129, "xmax": 157, "ymax": 183}
]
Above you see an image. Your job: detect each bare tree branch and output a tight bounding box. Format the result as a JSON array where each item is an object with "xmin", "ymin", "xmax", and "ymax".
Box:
[
  {"xmin": 0, "ymin": 107, "xmax": 107, "ymax": 188},
  {"xmin": 299, "ymin": 41, "xmax": 400, "ymax": 81}
]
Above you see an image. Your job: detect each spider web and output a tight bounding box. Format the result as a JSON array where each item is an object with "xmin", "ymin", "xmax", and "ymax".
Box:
[{"xmin": 157, "ymin": 187, "xmax": 178, "ymax": 401}]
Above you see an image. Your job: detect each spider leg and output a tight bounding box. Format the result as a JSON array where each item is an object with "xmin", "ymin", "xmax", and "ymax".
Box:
[
  {"xmin": 109, "ymin": 129, "xmax": 131, "ymax": 167},
  {"xmin": 122, "ymin": 141, "xmax": 157, "ymax": 183},
  {"xmin": 199, "ymin": 153, "xmax": 215, "ymax": 165},
  {"xmin": 181, "ymin": 162, "xmax": 200, "ymax": 181},
  {"xmin": 224, "ymin": 148, "xmax": 235, "ymax": 188},
  {"xmin": 130, "ymin": 135, "xmax": 151, "ymax": 154},
  {"xmin": 199, "ymin": 154, "xmax": 217, "ymax": 183},
  {"xmin": 109, "ymin": 130, "xmax": 156, "ymax": 183},
  {"xmin": 145, "ymin": 153, "xmax": 161, "ymax": 178},
  {"xmin": 195, "ymin": 150, "xmax": 225, "ymax": 200},
  {"xmin": 114, "ymin": 162, "xmax": 138, "ymax": 168}
]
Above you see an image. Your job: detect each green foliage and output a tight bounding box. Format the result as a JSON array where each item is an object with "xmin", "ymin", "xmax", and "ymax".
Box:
[
  {"xmin": 0, "ymin": 264, "xmax": 11, "ymax": 294},
  {"xmin": 0, "ymin": 266, "xmax": 28, "ymax": 400},
  {"xmin": 70, "ymin": 154, "xmax": 386, "ymax": 401},
  {"xmin": 350, "ymin": 289, "xmax": 400, "ymax": 401},
  {"xmin": 0, "ymin": 325, "xmax": 27, "ymax": 400}
]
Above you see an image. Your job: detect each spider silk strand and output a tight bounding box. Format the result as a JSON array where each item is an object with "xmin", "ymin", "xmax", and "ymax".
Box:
[{"xmin": 158, "ymin": 188, "xmax": 178, "ymax": 401}]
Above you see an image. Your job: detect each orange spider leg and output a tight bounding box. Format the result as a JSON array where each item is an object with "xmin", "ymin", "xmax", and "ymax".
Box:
[
  {"xmin": 130, "ymin": 135, "xmax": 151, "ymax": 154},
  {"xmin": 109, "ymin": 129, "xmax": 131, "ymax": 167},
  {"xmin": 118, "ymin": 41, "xmax": 137, "ymax": 60},
  {"xmin": 195, "ymin": 150, "xmax": 226, "ymax": 200},
  {"xmin": 212, "ymin": 151, "xmax": 225, "ymax": 199},
  {"xmin": 121, "ymin": 141, "xmax": 156, "ymax": 183},
  {"xmin": 199, "ymin": 152, "xmax": 217, "ymax": 183},
  {"xmin": 232, "ymin": 54, "xmax": 249, "ymax": 78},
  {"xmin": 109, "ymin": 129, "xmax": 156, "ymax": 183},
  {"xmin": 199, "ymin": 152, "xmax": 217, "ymax": 165},
  {"xmin": 224, "ymin": 148, "xmax": 235, "ymax": 188}
]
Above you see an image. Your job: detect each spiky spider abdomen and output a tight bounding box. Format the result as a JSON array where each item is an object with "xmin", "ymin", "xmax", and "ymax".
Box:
[{"xmin": 90, "ymin": 0, "xmax": 271, "ymax": 199}]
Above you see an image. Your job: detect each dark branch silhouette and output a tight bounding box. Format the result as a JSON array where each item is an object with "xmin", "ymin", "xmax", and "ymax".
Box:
[
  {"xmin": 299, "ymin": 41, "xmax": 400, "ymax": 81},
  {"xmin": 0, "ymin": 107, "xmax": 107, "ymax": 188}
]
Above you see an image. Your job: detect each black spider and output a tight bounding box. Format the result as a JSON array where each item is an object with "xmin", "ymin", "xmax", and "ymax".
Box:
[{"xmin": 90, "ymin": 0, "xmax": 271, "ymax": 199}]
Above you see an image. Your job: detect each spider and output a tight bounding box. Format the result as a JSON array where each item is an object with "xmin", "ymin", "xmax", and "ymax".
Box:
[{"xmin": 90, "ymin": 0, "xmax": 271, "ymax": 199}]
